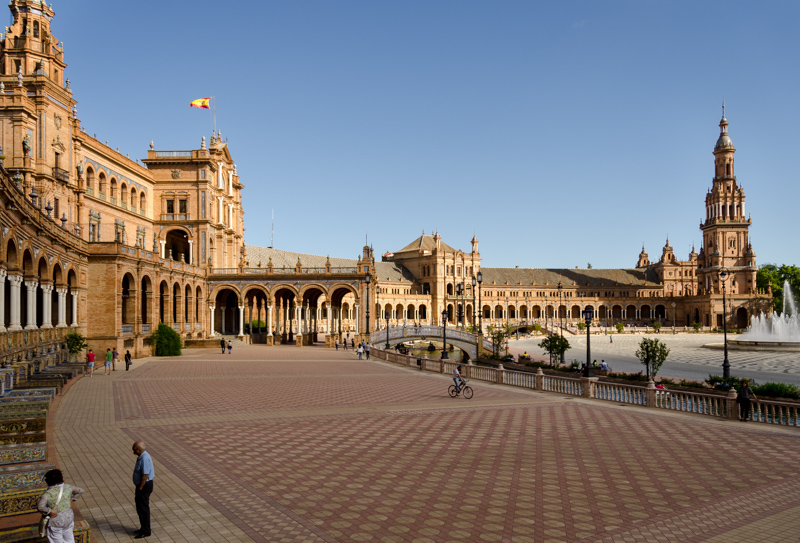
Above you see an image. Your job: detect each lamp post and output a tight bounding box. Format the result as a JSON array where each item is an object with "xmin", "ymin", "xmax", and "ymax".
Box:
[
  {"xmin": 477, "ymin": 271, "xmax": 483, "ymax": 335},
  {"xmin": 720, "ymin": 268, "xmax": 730, "ymax": 379},
  {"xmin": 545, "ymin": 294, "xmax": 551, "ymax": 365},
  {"xmin": 385, "ymin": 306, "xmax": 390, "ymax": 349},
  {"xmin": 457, "ymin": 282, "xmax": 464, "ymax": 330},
  {"xmin": 558, "ymin": 282, "xmax": 566, "ymax": 364},
  {"xmin": 671, "ymin": 301, "xmax": 676, "ymax": 335},
  {"xmin": 365, "ymin": 274, "xmax": 371, "ymax": 343},
  {"xmin": 583, "ymin": 307, "xmax": 594, "ymax": 377},
  {"xmin": 472, "ymin": 275, "xmax": 477, "ymax": 331},
  {"xmin": 441, "ymin": 309, "xmax": 449, "ymax": 359}
]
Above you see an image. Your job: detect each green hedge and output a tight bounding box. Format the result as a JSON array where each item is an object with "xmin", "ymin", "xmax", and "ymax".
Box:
[{"xmin": 151, "ymin": 323, "xmax": 182, "ymax": 356}]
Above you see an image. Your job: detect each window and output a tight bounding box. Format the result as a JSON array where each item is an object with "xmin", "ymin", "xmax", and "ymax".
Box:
[
  {"xmin": 201, "ymin": 191, "xmax": 206, "ymax": 218},
  {"xmin": 200, "ymin": 170, "xmax": 206, "ymax": 180},
  {"xmin": 179, "ymin": 199, "xmax": 187, "ymax": 213},
  {"xmin": 166, "ymin": 199, "xmax": 174, "ymax": 213}
]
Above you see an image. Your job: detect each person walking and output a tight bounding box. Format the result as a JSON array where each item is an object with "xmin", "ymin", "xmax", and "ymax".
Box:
[
  {"xmin": 37, "ymin": 469, "xmax": 85, "ymax": 543},
  {"xmin": 342, "ymin": 339, "xmax": 347, "ymax": 351},
  {"xmin": 125, "ymin": 350, "xmax": 132, "ymax": 371},
  {"xmin": 357, "ymin": 343, "xmax": 364, "ymax": 360},
  {"xmin": 131, "ymin": 441, "xmax": 155, "ymax": 539},
  {"xmin": 104, "ymin": 349, "xmax": 113, "ymax": 375},
  {"xmin": 220, "ymin": 338, "xmax": 226, "ymax": 354},
  {"xmin": 351, "ymin": 338, "xmax": 355, "ymax": 350},
  {"xmin": 227, "ymin": 339, "xmax": 232, "ymax": 354},
  {"xmin": 365, "ymin": 342, "xmax": 371, "ymax": 360},
  {"xmin": 112, "ymin": 348, "xmax": 119, "ymax": 371},
  {"xmin": 85, "ymin": 349, "xmax": 95, "ymax": 377},
  {"xmin": 737, "ymin": 380, "xmax": 759, "ymax": 421},
  {"xmin": 335, "ymin": 338, "xmax": 339, "ymax": 351}
]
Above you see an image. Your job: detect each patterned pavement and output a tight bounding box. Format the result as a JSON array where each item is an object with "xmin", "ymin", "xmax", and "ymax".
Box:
[{"xmin": 52, "ymin": 344, "xmax": 800, "ymax": 542}]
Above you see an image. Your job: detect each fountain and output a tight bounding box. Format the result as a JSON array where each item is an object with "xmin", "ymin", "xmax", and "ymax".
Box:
[{"xmin": 729, "ymin": 280, "xmax": 800, "ymax": 351}]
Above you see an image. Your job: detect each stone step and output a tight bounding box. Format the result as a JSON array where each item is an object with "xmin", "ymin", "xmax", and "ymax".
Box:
[
  {"xmin": 0, "ymin": 518, "xmax": 90, "ymax": 542},
  {"xmin": 0, "ymin": 444, "xmax": 46, "ymax": 467}
]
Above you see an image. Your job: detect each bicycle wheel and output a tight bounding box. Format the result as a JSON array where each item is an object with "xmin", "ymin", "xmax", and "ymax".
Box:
[
  {"xmin": 448, "ymin": 385, "xmax": 457, "ymax": 398},
  {"xmin": 463, "ymin": 386, "xmax": 473, "ymax": 399}
]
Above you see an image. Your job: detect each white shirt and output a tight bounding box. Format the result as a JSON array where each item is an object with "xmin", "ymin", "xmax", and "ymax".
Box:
[{"xmin": 452, "ymin": 367, "xmax": 460, "ymax": 379}]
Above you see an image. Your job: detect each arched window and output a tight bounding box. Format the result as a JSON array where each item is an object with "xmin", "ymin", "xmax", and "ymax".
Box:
[
  {"xmin": 131, "ymin": 187, "xmax": 137, "ymax": 210},
  {"xmin": 86, "ymin": 168, "xmax": 95, "ymax": 194},
  {"xmin": 33, "ymin": 21, "xmax": 39, "ymax": 38},
  {"xmin": 120, "ymin": 183, "xmax": 128, "ymax": 205},
  {"xmin": 139, "ymin": 192, "xmax": 146, "ymax": 214},
  {"xmin": 110, "ymin": 178, "xmax": 118, "ymax": 202},
  {"xmin": 98, "ymin": 173, "xmax": 106, "ymax": 196}
]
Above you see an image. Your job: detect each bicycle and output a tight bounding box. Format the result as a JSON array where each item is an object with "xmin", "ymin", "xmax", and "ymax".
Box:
[{"xmin": 448, "ymin": 380, "xmax": 473, "ymax": 399}]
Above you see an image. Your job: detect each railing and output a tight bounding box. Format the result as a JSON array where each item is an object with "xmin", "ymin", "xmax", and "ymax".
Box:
[
  {"xmin": 86, "ymin": 188, "xmax": 94, "ymax": 196},
  {"xmin": 185, "ymin": 323, "xmax": 191, "ymax": 330},
  {"xmin": 53, "ymin": 167, "xmax": 69, "ymax": 183},
  {"xmin": 195, "ymin": 323, "xmax": 201, "ymax": 329},
  {"xmin": 210, "ymin": 268, "xmax": 239, "ymax": 275},
  {"xmin": 154, "ymin": 151, "xmax": 193, "ymax": 157},
  {"xmin": 98, "ymin": 192, "xmax": 106, "ymax": 201},
  {"xmin": 172, "ymin": 324, "xmax": 180, "ymax": 332},
  {"xmin": 370, "ymin": 348, "xmax": 800, "ymax": 428},
  {"xmin": 142, "ymin": 324, "xmax": 151, "ymax": 334},
  {"xmin": 161, "ymin": 214, "xmax": 191, "ymax": 221},
  {"xmin": 121, "ymin": 324, "xmax": 134, "ymax": 335}
]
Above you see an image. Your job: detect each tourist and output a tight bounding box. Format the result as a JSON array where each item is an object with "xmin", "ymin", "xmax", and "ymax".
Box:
[
  {"xmin": 85, "ymin": 349, "xmax": 95, "ymax": 377},
  {"xmin": 131, "ymin": 441, "xmax": 155, "ymax": 539},
  {"xmin": 351, "ymin": 338, "xmax": 355, "ymax": 350},
  {"xmin": 600, "ymin": 360, "xmax": 609, "ymax": 371},
  {"xmin": 335, "ymin": 338, "xmax": 339, "ymax": 351},
  {"xmin": 227, "ymin": 340, "xmax": 232, "ymax": 354},
  {"xmin": 610, "ymin": 335, "xmax": 613, "ymax": 343},
  {"xmin": 365, "ymin": 342, "xmax": 371, "ymax": 359},
  {"xmin": 737, "ymin": 380, "xmax": 758, "ymax": 421},
  {"xmin": 357, "ymin": 343, "xmax": 364, "ymax": 359},
  {"xmin": 125, "ymin": 350, "xmax": 132, "ymax": 371},
  {"xmin": 105, "ymin": 348, "xmax": 113, "ymax": 375},
  {"xmin": 342, "ymin": 339, "xmax": 347, "ymax": 351},
  {"xmin": 220, "ymin": 338, "xmax": 226, "ymax": 354},
  {"xmin": 112, "ymin": 347, "xmax": 119, "ymax": 371},
  {"xmin": 37, "ymin": 469, "xmax": 84, "ymax": 543}
]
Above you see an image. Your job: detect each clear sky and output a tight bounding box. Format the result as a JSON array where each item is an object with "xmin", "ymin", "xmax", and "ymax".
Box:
[{"xmin": 52, "ymin": 1, "xmax": 799, "ymax": 269}]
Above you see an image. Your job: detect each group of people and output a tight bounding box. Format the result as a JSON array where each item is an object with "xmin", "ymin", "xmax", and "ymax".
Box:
[
  {"xmin": 84, "ymin": 348, "xmax": 133, "ymax": 376},
  {"xmin": 37, "ymin": 440, "xmax": 155, "ymax": 541},
  {"xmin": 219, "ymin": 339, "xmax": 233, "ymax": 354}
]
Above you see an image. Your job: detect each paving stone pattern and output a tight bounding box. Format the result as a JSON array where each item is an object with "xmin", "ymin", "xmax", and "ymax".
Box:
[{"xmin": 53, "ymin": 345, "xmax": 800, "ymax": 542}]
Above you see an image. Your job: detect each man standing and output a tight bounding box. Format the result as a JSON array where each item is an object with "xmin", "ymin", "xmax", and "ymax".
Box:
[
  {"xmin": 104, "ymin": 349, "xmax": 113, "ymax": 375},
  {"xmin": 85, "ymin": 349, "xmax": 95, "ymax": 377},
  {"xmin": 131, "ymin": 441, "xmax": 155, "ymax": 539},
  {"xmin": 365, "ymin": 342, "xmax": 371, "ymax": 360},
  {"xmin": 220, "ymin": 338, "xmax": 226, "ymax": 354}
]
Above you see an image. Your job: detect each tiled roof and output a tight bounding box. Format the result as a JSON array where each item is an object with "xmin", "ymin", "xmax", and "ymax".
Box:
[
  {"xmin": 480, "ymin": 268, "xmax": 661, "ymax": 288},
  {"xmin": 394, "ymin": 234, "xmax": 456, "ymax": 255},
  {"xmin": 375, "ymin": 262, "xmax": 416, "ymax": 283},
  {"xmin": 245, "ymin": 245, "xmax": 356, "ymax": 270}
]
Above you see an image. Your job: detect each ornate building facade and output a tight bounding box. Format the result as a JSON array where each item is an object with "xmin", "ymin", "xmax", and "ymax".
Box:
[{"xmin": 0, "ymin": 1, "xmax": 771, "ymax": 360}]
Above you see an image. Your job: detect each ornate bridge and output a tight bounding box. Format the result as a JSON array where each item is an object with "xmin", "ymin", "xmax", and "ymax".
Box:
[{"xmin": 369, "ymin": 325, "xmax": 494, "ymax": 360}]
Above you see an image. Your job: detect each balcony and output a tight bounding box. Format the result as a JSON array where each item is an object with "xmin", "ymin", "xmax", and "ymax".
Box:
[
  {"xmin": 161, "ymin": 214, "xmax": 191, "ymax": 221},
  {"xmin": 53, "ymin": 167, "xmax": 69, "ymax": 183},
  {"xmin": 121, "ymin": 324, "xmax": 134, "ymax": 335}
]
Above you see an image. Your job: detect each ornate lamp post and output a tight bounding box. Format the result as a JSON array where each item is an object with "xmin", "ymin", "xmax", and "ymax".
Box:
[
  {"xmin": 505, "ymin": 296, "xmax": 509, "ymax": 327},
  {"xmin": 476, "ymin": 271, "xmax": 483, "ymax": 334},
  {"xmin": 441, "ymin": 309, "xmax": 449, "ymax": 360},
  {"xmin": 558, "ymin": 282, "xmax": 566, "ymax": 364},
  {"xmin": 456, "ymin": 282, "xmax": 464, "ymax": 330},
  {"xmin": 545, "ymin": 294, "xmax": 551, "ymax": 365},
  {"xmin": 472, "ymin": 275, "xmax": 477, "ymax": 331},
  {"xmin": 385, "ymin": 306, "xmax": 390, "ymax": 349},
  {"xmin": 720, "ymin": 268, "xmax": 730, "ymax": 379},
  {"xmin": 365, "ymin": 274, "xmax": 371, "ymax": 343},
  {"xmin": 671, "ymin": 301, "xmax": 676, "ymax": 334},
  {"xmin": 583, "ymin": 307, "xmax": 594, "ymax": 377}
]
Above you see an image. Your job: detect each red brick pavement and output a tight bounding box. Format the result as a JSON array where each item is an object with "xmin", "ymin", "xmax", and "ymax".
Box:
[{"xmin": 57, "ymin": 345, "xmax": 800, "ymax": 542}]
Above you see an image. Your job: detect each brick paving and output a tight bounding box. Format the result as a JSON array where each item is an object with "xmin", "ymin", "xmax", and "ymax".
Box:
[{"xmin": 52, "ymin": 345, "xmax": 800, "ymax": 542}]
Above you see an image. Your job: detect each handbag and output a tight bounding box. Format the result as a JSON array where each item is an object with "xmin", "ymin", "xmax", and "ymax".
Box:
[{"xmin": 38, "ymin": 485, "xmax": 64, "ymax": 537}]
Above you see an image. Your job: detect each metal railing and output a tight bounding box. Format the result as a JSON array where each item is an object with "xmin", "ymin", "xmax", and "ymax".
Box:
[{"xmin": 160, "ymin": 214, "xmax": 191, "ymax": 221}]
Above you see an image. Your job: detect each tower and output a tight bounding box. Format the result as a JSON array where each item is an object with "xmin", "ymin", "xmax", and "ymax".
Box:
[{"xmin": 698, "ymin": 106, "xmax": 758, "ymax": 297}]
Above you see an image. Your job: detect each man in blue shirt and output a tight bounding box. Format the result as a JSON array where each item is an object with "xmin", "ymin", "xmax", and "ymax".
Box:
[{"xmin": 132, "ymin": 441, "xmax": 155, "ymax": 538}]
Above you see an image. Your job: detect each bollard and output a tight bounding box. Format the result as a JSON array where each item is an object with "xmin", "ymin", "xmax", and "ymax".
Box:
[
  {"xmin": 496, "ymin": 363, "xmax": 504, "ymax": 384},
  {"xmin": 646, "ymin": 379, "xmax": 656, "ymax": 407},
  {"xmin": 535, "ymin": 367, "xmax": 544, "ymax": 390},
  {"xmin": 726, "ymin": 388, "xmax": 739, "ymax": 420}
]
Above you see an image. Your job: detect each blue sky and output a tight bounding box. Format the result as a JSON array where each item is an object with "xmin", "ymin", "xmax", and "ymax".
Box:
[{"xmin": 52, "ymin": 1, "xmax": 799, "ymax": 269}]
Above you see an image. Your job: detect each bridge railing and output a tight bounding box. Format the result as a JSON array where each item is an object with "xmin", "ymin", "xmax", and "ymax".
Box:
[{"xmin": 369, "ymin": 348, "xmax": 799, "ymax": 429}]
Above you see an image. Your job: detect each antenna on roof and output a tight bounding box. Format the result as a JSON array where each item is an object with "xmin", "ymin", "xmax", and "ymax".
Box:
[{"xmin": 270, "ymin": 209, "xmax": 274, "ymax": 249}]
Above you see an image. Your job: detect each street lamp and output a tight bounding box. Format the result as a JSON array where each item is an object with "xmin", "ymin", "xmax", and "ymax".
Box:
[
  {"xmin": 385, "ymin": 306, "xmax": 390, "ymax": 349},
  {"xmin": 720, "ymin": 268, "xmax": 730, "ymax": 379},
  {"xmin": 477, "ymin": 271, "xmax": 483, "ymax": 334},
  {"xmin": 545, "ymin": 294, "xmax": 551, "ymax": 365},
  {"xmin": 558, "ymin": 282, "xmax": 565, "ymax": 364},
  {"xmin": 456, "ymin": 282, "xmax": 464, "ymax": 329},
  {"xmin": 505, "ymin": 296, "xmax": 509, "ymax": 328},
  {"xmin": 671, "ymin": 301, "xmax": 676, "ymax": 334},
  {"xmin": 472, "ymin": 275, "xmax": 477, "ymax": 331},
  {"xmin": 441, "ymin": 309, "xmax": 449, "ymax": 359},
  {"xmin": 583, "ymin": 307, "xmax": 594, "ymax": 377},
  {"xmin": 365, "ymin": 274, "xmax": 371, "ymax": 343}
]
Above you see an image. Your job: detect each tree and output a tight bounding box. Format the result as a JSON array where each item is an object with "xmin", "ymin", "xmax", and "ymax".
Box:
[
  {"xmin": 538, "ymin": 334, "xmax": 570, "ymax": 365},
  {"xmin": 486, "ymin": 323, "xmax": 514, "ymax": 357},
  {"xmin": 151, "ymin": 323, "xmax": 182, "ymax": 356},
  {"xmin": 587, "ymin": 262, "xmax": 593, "ymax": 269},
  {"xmin": 615, "ymin": 323, "xmax": 624, "ymax": 334},
  {"xmin": 757, "ymin": 263, "xmax": 800, "ymax": 313},
  {"xmin": 652, "ymin": 321, "xmax": 662, "ymax": 334},
  {"xmin": 635, "ymin": 338, "xmax": 670, "ymax": 380},
  {"xmin": 65, "ymin": 330, "xmax": 88, "ymax": 362},
  {"xmin": 532, "ymin": 323, "xmax": 542, "ymax": 334}
]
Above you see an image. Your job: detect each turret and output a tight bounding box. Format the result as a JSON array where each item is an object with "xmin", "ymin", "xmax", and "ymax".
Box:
[{"xmin": 636, "ymin": 244, "xmax": 650, "ymax": 268}]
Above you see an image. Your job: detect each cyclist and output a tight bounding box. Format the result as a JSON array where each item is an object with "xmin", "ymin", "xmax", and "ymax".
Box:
[{"xmin": 452, "ymin": 364, "xmax": 466, "ymax": 396}]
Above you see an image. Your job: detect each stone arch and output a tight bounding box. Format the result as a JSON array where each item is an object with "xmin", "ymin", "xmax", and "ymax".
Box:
[
  {"xmin": 159, "ymin": 280, "xmax": 169, "ymax": 323},
  {"xmin": 214, "ymin": 287, "xmax": 241, "ymax": 335},
  {"xmin": 272, "ymin": 286, "xmax": 298, "ymax": 342},
  {"xmin": 641, "ymin": 305, "xmax": 652, "ymax": 320},
  {"xmin": 612, "ymin": 305, "xmax": 623, "ymax": 319},
  {"xmin": 110, "ymin": 177, "xmax": 118, "ymax": 201},
  {"xmin": 532, "ymin": 305, "xmax": 541, "ymax": 318},
  {"xmin": 122, "ymin": 272, "xmax": 136, "ymax": 325},
  {"xmin": 120, "ymin": 182, "xmax": 128, "ymax": 205},
  {"xmin": 571, "ymin": 305, "xmax": 581, "ymax": 318},
  {"xmin": 140, "ymin": 274, "xmax": 152, "ymax": 325},
  {"xmin": 98, "ymin": 171, "xmax": 106, "ymax": 196},
  {"xmin": 86, "ymin": 166, "xmax": 95, "ymax": 193},
  {"xmin": 626, "ymin": 305, "xmax": 636, "ymax": 321},
  {"xmin": 736, "ymin": 307, "xmax": 748, "ymax": 329},
  {"xmin": 654, "ymin": 304, "xmax": 666, "ymax": 320},
  {"xmin": 163, "ymin": 228, "xmax": 191, "ymax": 262},
  {"xmin": 419, "ymin": 304, "xmax": 428, "ymax": 321},
  {"xmin": 195, "ymin": 285, "xmax": 203, "ymax": 325},
  {"xmin": 130, "ymin": 187, "xmax": 137, "ymax": 211},
  {"xmin": 184, "ymin": 283, "xmax": 192, "ymax": 325},
  {"xmin": 172, "ymin": 281, "xmax": 181, "ymax": 324},
  {"xmin": 299, "ymin": 286, "xmax": 326, "ymax": 343}
]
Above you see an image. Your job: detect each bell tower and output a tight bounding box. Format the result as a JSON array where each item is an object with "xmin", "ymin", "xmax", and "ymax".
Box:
[{"xmin": 698, "ymin": 106, "xmax": 758, "ymax": 295}]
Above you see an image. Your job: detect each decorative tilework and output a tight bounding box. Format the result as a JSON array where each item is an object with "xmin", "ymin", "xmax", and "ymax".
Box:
[{"xmin": 0, "ymin": 443, "xmax": 46, "ymax": 466}]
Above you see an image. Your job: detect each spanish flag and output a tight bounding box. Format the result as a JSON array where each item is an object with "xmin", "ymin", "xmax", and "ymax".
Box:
[{"xmin": 190, "ymin": 97, "xmax": 211, "ymax": 109}]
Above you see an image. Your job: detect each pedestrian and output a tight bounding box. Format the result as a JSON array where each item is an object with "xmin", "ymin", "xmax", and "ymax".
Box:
[
  {"xmin": 365, "ymin": 342, "xmax": 371, "ymax": 360},
  {"xmin": 737, "ymin": 380, "xmax": 758, "ymax": 421},
  {"xmin": 351, "ymin": 338, "xmax": 355, "ymax": 349},
  {"xmin": 104, "ymin": 348, "xmax": 113, "ymax": 375},
  {"xmin": 131, "ymin": 441, "xmax": 155, "ymax": 539},
  {"xmin": 37, "ymin": 469, "xmax": 84, "ymax": 543},
  {"xmin": 112, "ymin": 348, "xmax": 119, "ymax": 371},
  {"xmin": 610, "ymin": 335, "xmax": 613, "ymax": 343},
  {"xmin": 343, "ymin": 339, "xmax": 347, "ymax": 351},
  {"xmin": 357, "ymin": 343, "xmax": 364, "ymax": 359},
  {"xmin": 125, "ymin": 350, "xmax": 132, "ymax": 371},
  {"xmin": 220, "ymin": 338, "xmax": 226, "ymax": 354},
  {"xmin": 335, "ymin": 338, "xmax": 339, "ymax": 351},
  {"xmin": 85, "ymin": 349, "xmax": 95, "ymax": 377},
  {"xmin": 227, "ymin": 340, "xmax": 232, "ymax": 354}
]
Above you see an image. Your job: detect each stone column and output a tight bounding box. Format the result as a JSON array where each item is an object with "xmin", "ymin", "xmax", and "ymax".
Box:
[
  {"xmin": 248, "ymin": 303, "xmax": 253, "ymax": 335},
  {"xmin": 70, "ymin": 291, "xmax": 79, "ymax": 327},
  {"xmin": 188, "ymin": 240, "xmax": 194, "ymax": 265},
  {"xmin": 8, "ymin": 275, "xmax": 23, "ymax": 331},
  {"xmin": 267, "ymin": 304, "xmax": 273, "ymax": 337},
  {"xmin": 159, "ymin": 240, "xmax": 166, "ymax": 259},
  {"xmin": 209, "ymin": 305, "xmax": 216, "ymax": 337},
  {"xmin": 327, "ymin": 304, "xmax": 332, "ymax": 335},
  {"xmin": 355, "ymin": 304, "xmax": 360, "ymax": 335},
  {"xmin": 0, "ymin": 270, "xmax": 6, "ymax": 333},
  {"xmin": 294, "ymin": 305, "xmax": 300, "ymax": 335},
  {"xmin": 40, "ymin": 284, "xmax": 54, "ymax": 329},
  {"xmin": 24, "ymin": 279, "xmax": 38, "ymax": 330},
  {"xmin": 238, "ymin": 305, "xmax": 245, "ymax": 337}
]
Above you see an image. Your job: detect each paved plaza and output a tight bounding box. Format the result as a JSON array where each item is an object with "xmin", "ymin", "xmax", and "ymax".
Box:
[
  {"xmin": 53, "ymin": 344, "xmax": 800, "ymax": 543},
  {"xmin": 513, "ymin": 333, "xmax": 800, "ymax": 386}
]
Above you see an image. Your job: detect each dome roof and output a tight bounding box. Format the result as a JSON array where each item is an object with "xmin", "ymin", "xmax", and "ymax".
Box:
[{"xmin": 715, "ymin": 133, "xmax": 734, "ymax": 151}]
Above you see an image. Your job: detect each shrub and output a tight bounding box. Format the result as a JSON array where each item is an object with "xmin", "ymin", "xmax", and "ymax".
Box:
[
  {"xmin": 577, "ymin": 322, "xmax": 586, "ymax": 331},
  {"xmin": 678, "ymin": 379, "xmax": 707, "ymax": 389},
  {"xmin": 692, "ymin": 322, "xmax": 702, "ymax": 332},
  {"xmin": 652, "ymin": 322, "xmax": 662, "ymax": 333},
  {"xmin": 615, "ymin": 323, "xmax": 624, "ymax": 334},
  {"xmin": 752, "ymin": 382, "xmax": 800, "ymax": 400},
  {"xmin": 151, "ymin": 323, "xmax": 182, "ymax": 356},
  {"xmin": 65, "ymin": 330, "xmax": 88, "ymax": 361},
  {"xmin": 606, "ymin": 371, "xmax": 648, "ymax": 382}
]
